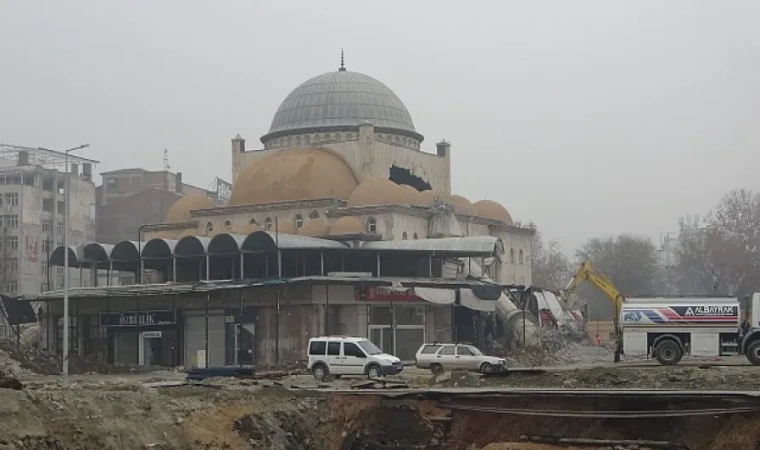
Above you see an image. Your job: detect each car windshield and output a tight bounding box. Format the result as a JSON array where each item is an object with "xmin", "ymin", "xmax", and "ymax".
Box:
[
  {"xmin": 470, "ymin": 346, "xmax": 483, "ymax": 356},
  {"xmin": 357, "ymin": 340, "xmax": 382, "ymax": 355}
]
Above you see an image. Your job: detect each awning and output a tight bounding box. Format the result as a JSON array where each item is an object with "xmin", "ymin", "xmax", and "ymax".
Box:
[
  {"xmin": 460, "ymin": 288, "xmax": 497, "ymax": 312},
  {"xmin": 361, "ymin": 236, "xmax": 503, "ymax": 257},
  {"xmin": 414, "ymin": 287, "xmax": 455, "ymax": 305}
]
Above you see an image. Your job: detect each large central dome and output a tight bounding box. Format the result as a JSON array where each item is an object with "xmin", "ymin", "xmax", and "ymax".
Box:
[{"xmin": 260, "ymin": 69, "xmax": 423, "ymax": 144}]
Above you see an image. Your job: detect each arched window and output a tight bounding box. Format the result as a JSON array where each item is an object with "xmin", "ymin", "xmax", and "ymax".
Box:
[
  {"xmin": 402, "ymin": 232, "xmax": 408, "ymax": 240},
  {"xmin": 519, "ymin": 249, "xmax": 524, "ymax": 264},
  {"xmin": 206, "ymin": 221, "xmax": 214, "ymax": 233},
  {"xmin": 413, "ymin": 233, "xmax": 418, "ymax": 240},
  {"xmin": 367, "ymin": 217, "xmax": 377, "ymax": 233},
  {"xmin": 510, "ymin": 248, "xmax": 515, "ymax": 263},
  {"xmin": 224, "ymin": 220, "xmax": 231, "ymax": 230},
  {"xmin": 295, "ymin": 214, "xmax": 304, "ymax": 229},
  {"xmin": 264, "ymin": 217, "xmax": 272, "ymax": 230},
  {"xmin": 309, "ymin": 210, "xmax": 320, "ymax": 220}
]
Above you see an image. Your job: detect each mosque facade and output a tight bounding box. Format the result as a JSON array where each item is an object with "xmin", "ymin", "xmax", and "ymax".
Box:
[{"xmin": 149, "ymin": 61, "xmax": 534, "ymax": 285}]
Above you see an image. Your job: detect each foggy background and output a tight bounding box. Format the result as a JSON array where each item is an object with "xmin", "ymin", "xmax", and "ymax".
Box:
[{"xmin": 1, "ymin": 0, "xmax": 758, "ymax": 252}]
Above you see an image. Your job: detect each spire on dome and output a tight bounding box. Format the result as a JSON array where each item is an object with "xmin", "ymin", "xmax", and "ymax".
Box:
[{"xmin": 339, "ymin": 49, "xmax": 346, "ymax": 71}]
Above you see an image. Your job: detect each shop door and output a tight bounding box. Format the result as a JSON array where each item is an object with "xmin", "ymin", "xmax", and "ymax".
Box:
[
  {"xmin": 184, "ymin": 314, "xmax": 226, "ymax": 367},
  {"xmin": 138, "ymin": 331, "xmax": 163, "ymax": 366}
]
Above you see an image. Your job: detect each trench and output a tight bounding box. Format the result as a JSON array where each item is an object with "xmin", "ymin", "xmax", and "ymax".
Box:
[
  {"xmin": 197, "ymin": 391, "xmax": 760, "ymax": 450},
  {"xmin": 6, "ymin": 386, "xmax": 760, "ymax": 450}
]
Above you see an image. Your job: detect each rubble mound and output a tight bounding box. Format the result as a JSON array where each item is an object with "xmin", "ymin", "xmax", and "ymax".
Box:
[{"xmin": 234, "ymin": 410, "xmax": 319, "ymax": 450}]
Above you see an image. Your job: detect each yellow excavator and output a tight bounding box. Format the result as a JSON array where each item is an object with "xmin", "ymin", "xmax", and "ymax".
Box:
[{"xmin": 564, "ymin": 261, "xmax": 625, "ymax": 362}]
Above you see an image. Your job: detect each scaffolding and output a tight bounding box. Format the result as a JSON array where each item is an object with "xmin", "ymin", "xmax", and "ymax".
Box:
[{"xmin": 0, "ymin": 144, "xmax": 99, "ymax": 171}]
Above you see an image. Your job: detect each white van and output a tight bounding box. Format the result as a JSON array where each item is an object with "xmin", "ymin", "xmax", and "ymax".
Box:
[{"xmin": 307, "ymin": 336, "xmax": 403, "ymax": 381}]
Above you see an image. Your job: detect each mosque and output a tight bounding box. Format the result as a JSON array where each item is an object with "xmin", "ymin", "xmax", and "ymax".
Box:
[
  {"xmin": 149, "ymin": 57, "xmax": 534, "ymax": 285},
  {"xmin": 36, "ymin": 57, "xmax": 537, "ymax": 367}
]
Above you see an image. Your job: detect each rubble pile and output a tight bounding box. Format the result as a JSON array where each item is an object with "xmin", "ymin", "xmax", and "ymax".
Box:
[{"xmin": 501, "ymin": 326, "xmax": 613, "ymax": 367}]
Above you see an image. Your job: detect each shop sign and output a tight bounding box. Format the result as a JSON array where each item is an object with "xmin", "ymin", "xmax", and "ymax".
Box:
[
  {"xmin": 142, "ymin": 331, "xmax": 163, "ymax": 338},
  {"xmin": 100, "ymin": 310, "xmax": 174, "ymax": 327},
  {"xmin": 354, "ymin": 285, "xmax": 422, "ymax": 302}
]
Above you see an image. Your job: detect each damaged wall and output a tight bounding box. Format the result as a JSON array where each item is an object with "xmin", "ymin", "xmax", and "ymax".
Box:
[{"xmin": 232, "ymin": 123, "xmax": 450, "ymax": 195}]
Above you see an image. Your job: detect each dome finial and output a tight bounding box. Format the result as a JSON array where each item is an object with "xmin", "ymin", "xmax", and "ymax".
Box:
[{"xmin": 339, "ymin": 49, "xmax": 346, "ymax": 71}]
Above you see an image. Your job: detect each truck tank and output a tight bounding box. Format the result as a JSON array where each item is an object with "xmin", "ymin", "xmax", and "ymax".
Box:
[{"xmin": 621, "ymin": 297, "xmax": 739, "ymax": 329}]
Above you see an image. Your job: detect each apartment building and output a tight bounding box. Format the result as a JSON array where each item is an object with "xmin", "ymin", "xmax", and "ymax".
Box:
[{"xmin": 0, "ymin": 145, "xmax": 96, "ymax": 298}]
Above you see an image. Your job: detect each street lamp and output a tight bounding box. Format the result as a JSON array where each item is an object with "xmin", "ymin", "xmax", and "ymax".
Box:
[{"xmin": 40, "ymin": 144, "xmax": 90, "ymax": 386}]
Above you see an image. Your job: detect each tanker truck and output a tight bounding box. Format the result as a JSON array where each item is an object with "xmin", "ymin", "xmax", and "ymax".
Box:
[
  {"xmin": 621, "ymin": 296, "xmax": 740, "ymax": 365},
  {"xmin": 567, "ymin": 261, "xmax": 760, "ymax": 365}
]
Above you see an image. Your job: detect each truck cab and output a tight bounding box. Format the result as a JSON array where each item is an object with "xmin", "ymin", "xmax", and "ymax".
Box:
[{"xmin": 739, "ymin": 293, "xmax": 760, "ymax": 365}]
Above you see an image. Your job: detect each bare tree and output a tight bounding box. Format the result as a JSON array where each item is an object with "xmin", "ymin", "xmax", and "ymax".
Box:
[
  {"xmin": 531, "ymin": 229, "xmax": 570, "ymax": 290},
  {"xmin": 575, "ymin": 234, "xmax": 664, "ymax": 296},
  {"xmin": 673, "ymin": 214, "xmax": 720, "ymax": 295},
  {"xmin": 704, "ymin": 189, "xmax": 760, "ymax": 296}
]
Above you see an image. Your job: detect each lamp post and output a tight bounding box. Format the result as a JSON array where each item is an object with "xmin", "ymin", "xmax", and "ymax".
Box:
[{"xmin": 42, "ymin": 144, "xmax": 89, "ymax": 387}]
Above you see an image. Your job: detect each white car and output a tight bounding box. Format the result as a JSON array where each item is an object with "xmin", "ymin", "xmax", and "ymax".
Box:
[
  {"xmin": 414, "ymin": 342, "xmax": 507, "ymax": 374},
  {"xmin": 307, "ymin": 336, "xmax": 403, "ymax": 381}
]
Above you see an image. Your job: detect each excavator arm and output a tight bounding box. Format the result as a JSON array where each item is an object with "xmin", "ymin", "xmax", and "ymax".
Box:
[{"xmin": 564, "ymin": 261, "xmax": 625, "ymax": 362}]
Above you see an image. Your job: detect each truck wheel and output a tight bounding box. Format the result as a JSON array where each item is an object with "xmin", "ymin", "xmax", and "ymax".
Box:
[
  {"xmin": 746, "ymin": 340, "xmax": 760, "ymax": 365},
  {"xmin": 655, "ymin": 340, "xmax": 683, "ymax": 365}
]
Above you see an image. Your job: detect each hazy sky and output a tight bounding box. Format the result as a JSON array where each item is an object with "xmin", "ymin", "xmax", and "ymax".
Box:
[{"xmin": 1, "ymin": 1, "xmax": 758, "ymax": 253}]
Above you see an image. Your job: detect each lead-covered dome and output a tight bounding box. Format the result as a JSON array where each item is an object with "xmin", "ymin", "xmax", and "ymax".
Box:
[{"xmin": 261, "ymin": 70, "xmax": 423, "ymax": 144}]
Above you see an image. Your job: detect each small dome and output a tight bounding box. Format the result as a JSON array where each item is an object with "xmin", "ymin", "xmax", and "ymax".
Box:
[
  {"xmin": 299, "ymin": 220, "xmax": 331, "ymax": 237},
  {"xmin": 233, "ymin": 223, "xmax": 261, "ymax": 235},
  {"xmin": 448, "ymin": 194, "xmax": 476, "ymax": 215},
  {"xmin": 230, "ymin": 148, "xmax": 358, "ymax": 206},
  {"xmin": 329, "ymin": 216, "xmax": 365, "ymax": 235},
  {"xmin": 347, "ymin": 178, "xmax": 408, "ymax": 207},
  {"xmin": 398, "ymin": 184, "xmax": 423, "ymax": 206},
  {"xmin": 165, "ymin": 195, "xmax": 214, "ymax": 222},
  {"xmin": 270, "ymin": 221, "xmax": 297, "ymax": 234},
  {"xmin": 419, "ymin": 190, "xmax": 445, "ymax": 206},
  {"xmin": 473, "ymin": 200, "xmax": 514, "ymax": 224}
]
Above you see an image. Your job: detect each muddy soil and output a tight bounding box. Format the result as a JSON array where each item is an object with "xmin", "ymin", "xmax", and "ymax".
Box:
[{"xmin": 2, "ymin": 380, "xmax": 760, "ymax": 449}]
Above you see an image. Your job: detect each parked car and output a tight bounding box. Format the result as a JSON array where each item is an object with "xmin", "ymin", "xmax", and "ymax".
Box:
[
  {"xmin": 307, "ymin": 336, "xmax": 403, "ymax": 381},
  {"xmin": 414, "ymin": 342, "xmax": 507, "ymax": 374}
]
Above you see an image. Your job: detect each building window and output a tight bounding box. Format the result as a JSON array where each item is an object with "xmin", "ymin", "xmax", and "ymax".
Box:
[
  {"xmin": 57, "ymin": 201, "xmax": 65, "ymax": 214},
  {"xmin": 6, "ymin": 236, "xmax": 18, "ymax": 250},
  {"xmin": 264, "ymin": 217, "xmax": 273, "ymax": 230},
  {"xmin": 224, "ymin": 220, "xmax": 231, "ymax": 230},
  {"xmin": 510, "ymin": 248, "xmax": 515, "ymax": 263},
  {"xmin": 205, "ymin": 221, "xmax": 214, "ymax": 233},
  {"xmin": 8, "ymin": 258, "xmax": 17, "ymax": 271},
  {"xmin": 56, "ymin": 222, "xmax": 63, "ymax": 235},
  {"xmin": 402, "ymin": 232, "xmax": 408, "ymax": 240},
  {"xmin": 42, "ymin": 221, "xmax": 53, "ymax": 233},
  {"xmin": 249, "ymin": 218, "xmax": 258, "ymax": 225},
  {"xmin": 367, "ymin": 217, "xmax": 377, "ymax": 234},
  {"xmin": 42, "ymin": 239, "xmax": 52, "ymax": 253},
  {"xmin": 5, "ymin": 215, "xmax": 18, "ymax": 228},
  {"xmin": 519, "ymin": 249, "xmax": 524, "ymax": 264},
  {"xmin": 413, "ymin": 233, "xmax": 419, "ymax": 240},
  {"xmin": 5, "ymin": 193, "xmax": 18, "ymax": 207},
  {"xmin": 309, "ymin": 210, "xmax": 320, "ymax": 220},
  {"xmin": 295, "ymin": 214, "xmax": 304, "ymax": 229},
  {"xmin": 6, "ymin": 280, "xmax": 18, "ymax": 294},
  {"xmin": 105, "ymin": 178, "xmax": 118, "ymax": 192},
  {"xmin": 42, "ymin": 199, "xmax": 53, "ymax": 212}
]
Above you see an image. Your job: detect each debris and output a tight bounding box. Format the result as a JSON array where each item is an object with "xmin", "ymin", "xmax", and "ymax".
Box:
[{"xmin": 521, "ymin": 434, "xmax": 690, "ymax": 449}]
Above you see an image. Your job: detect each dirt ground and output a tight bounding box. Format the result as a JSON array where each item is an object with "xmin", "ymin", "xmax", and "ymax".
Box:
[{"xmin": 2, "ymin": 379, "xmax": 760, "ymax": 450}]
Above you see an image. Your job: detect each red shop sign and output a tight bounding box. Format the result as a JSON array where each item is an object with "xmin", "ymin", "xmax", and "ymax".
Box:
[{"xmin": 354, "ymin": 285, "xmax": 422, "ymax": 302}]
